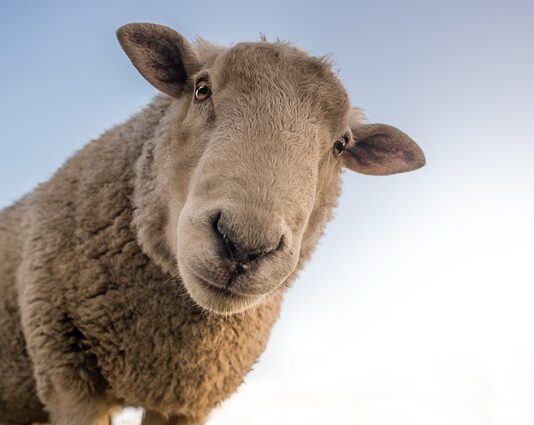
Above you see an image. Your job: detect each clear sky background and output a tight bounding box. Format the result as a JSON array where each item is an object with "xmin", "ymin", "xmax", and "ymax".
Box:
[{"xmin": 1, "ymin": 1, "xmax": 533, "ymax": 424}]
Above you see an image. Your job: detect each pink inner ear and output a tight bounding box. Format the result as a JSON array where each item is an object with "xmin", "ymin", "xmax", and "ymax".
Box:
[
  {"xmin": 345, "ymin": 124, "xmax": 425, "ymax": 176},
  {"xmin": 358, "ymin": 136, "xmax": 418, "ymax": 163}
]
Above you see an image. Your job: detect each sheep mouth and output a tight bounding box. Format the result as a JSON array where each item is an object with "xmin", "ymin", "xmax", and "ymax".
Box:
[
  {"xmin": 183, "ymin": 266, "xmax": 266, "ymax": 314},
  {"xmin": 197, "ymin": 275, "xmax": 245, "ymax": 298}
]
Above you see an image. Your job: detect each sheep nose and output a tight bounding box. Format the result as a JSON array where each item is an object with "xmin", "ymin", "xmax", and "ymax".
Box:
[{"xmin": 212, "ymin": 212, "xmax": 284, "ymax": 268}]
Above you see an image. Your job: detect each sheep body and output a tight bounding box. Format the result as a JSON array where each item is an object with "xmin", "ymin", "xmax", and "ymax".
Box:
[{"xmin": 0, "ymin": 97, "xmax": 287, "ymax": 424}]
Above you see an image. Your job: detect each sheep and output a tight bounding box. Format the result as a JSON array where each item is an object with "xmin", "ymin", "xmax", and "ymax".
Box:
[{"xmin": 0, "ymin": 23, "xmax": 425, "ymax": 425}]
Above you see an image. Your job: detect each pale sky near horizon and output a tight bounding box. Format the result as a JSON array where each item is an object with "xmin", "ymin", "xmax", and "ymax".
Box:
[{"xmin": 1, "ymin": 1, "xmax": 533, "ymax": 424}]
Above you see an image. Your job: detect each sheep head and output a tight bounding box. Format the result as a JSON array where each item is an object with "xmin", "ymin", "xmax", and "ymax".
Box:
[{"xmin": 117, "ymin": 23, "xmax": 426, "ymax": 314}]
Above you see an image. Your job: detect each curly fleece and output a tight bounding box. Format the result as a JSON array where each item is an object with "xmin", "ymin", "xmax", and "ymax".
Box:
[{"xmin": 0, "ymin": 89, "xmax": 341, "ymax": 424}]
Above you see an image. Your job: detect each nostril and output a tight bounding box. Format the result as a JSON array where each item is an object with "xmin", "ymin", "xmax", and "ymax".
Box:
[
  {"xmin": 212, "ymin": 212, "xmax": 238, "ymax": 259},
  {"xmin": 243, "ymin": 234, "xmax": 284, "ymax": 263},
  {"xmin": 246, "ymin": 251, "xmax": 262, "ymax": 262},
  {"xmin": 211, "ymin": 212, "xmax": 286, "ymax": 265},
  {"xmin": 211, "ymin": 211, "xmax": 223, "ymax": 236},
  {"xmin": 275, "ymin": 234, "xmax": 285, "ymax": 253}
]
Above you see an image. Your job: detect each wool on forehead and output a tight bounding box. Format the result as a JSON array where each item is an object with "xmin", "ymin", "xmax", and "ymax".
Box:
[{"xmin": 198, "ymin": 40, "xmax": 349, "ymax": 132}]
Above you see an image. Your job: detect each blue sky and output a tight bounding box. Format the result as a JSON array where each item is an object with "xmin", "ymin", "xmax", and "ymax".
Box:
[
  {"xmin": 1, "ymin": 1, "xmax": 533, "ymax": 424},
  {"xmin": 1, "ymin": 0, "xmax": 533, "ymax": 207}
]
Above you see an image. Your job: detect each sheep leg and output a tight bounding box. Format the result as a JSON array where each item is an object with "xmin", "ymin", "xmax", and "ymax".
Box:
[
  {"xmin": 44, "ymin": 395, "xmax": 111, "ymax": 425},
  {"xmin": 142, "ymin": 411, "xmax": 168, "ymax": 425},
  {"xmin": 49, "ymin": 410, "xmax": 110, "ymax": 425},
  {"xmin": 142, "ymin": 411, "xmax": 204, "ymax": 425}
]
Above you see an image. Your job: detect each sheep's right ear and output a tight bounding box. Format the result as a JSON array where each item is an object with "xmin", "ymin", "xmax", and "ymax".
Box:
[{"xmin": 117, "ymin": 23, "xmax": 199, "ymax": 98}]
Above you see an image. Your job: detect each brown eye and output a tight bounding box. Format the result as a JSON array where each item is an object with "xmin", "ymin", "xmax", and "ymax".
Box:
[
  {"xmin": 333, "ymin": 137, "xmax": 347, "ymax": 156},
  {"xmin": 194, "ymin": 81, "xmax": 211, "ymax": 101}
]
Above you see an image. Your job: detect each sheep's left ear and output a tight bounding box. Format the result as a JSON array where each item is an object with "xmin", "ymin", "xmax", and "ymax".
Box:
[{"xmin": 343, "ymin": 123, "xmax": 426, "ymax": 175}]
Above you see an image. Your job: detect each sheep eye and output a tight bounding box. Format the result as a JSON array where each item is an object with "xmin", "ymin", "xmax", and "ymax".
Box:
[
  {"xmin": 333, "ymin": 137, "xmax": 347, "ymax": 156},
  {"xmin": 194, "ymin": 81, "xmax": 211, "ymax": 101}
]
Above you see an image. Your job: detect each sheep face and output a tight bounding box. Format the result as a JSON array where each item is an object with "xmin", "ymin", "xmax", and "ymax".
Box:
[{"xmin": 118, "ymin": 23, "xmax": 426, "ymax": 314}]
